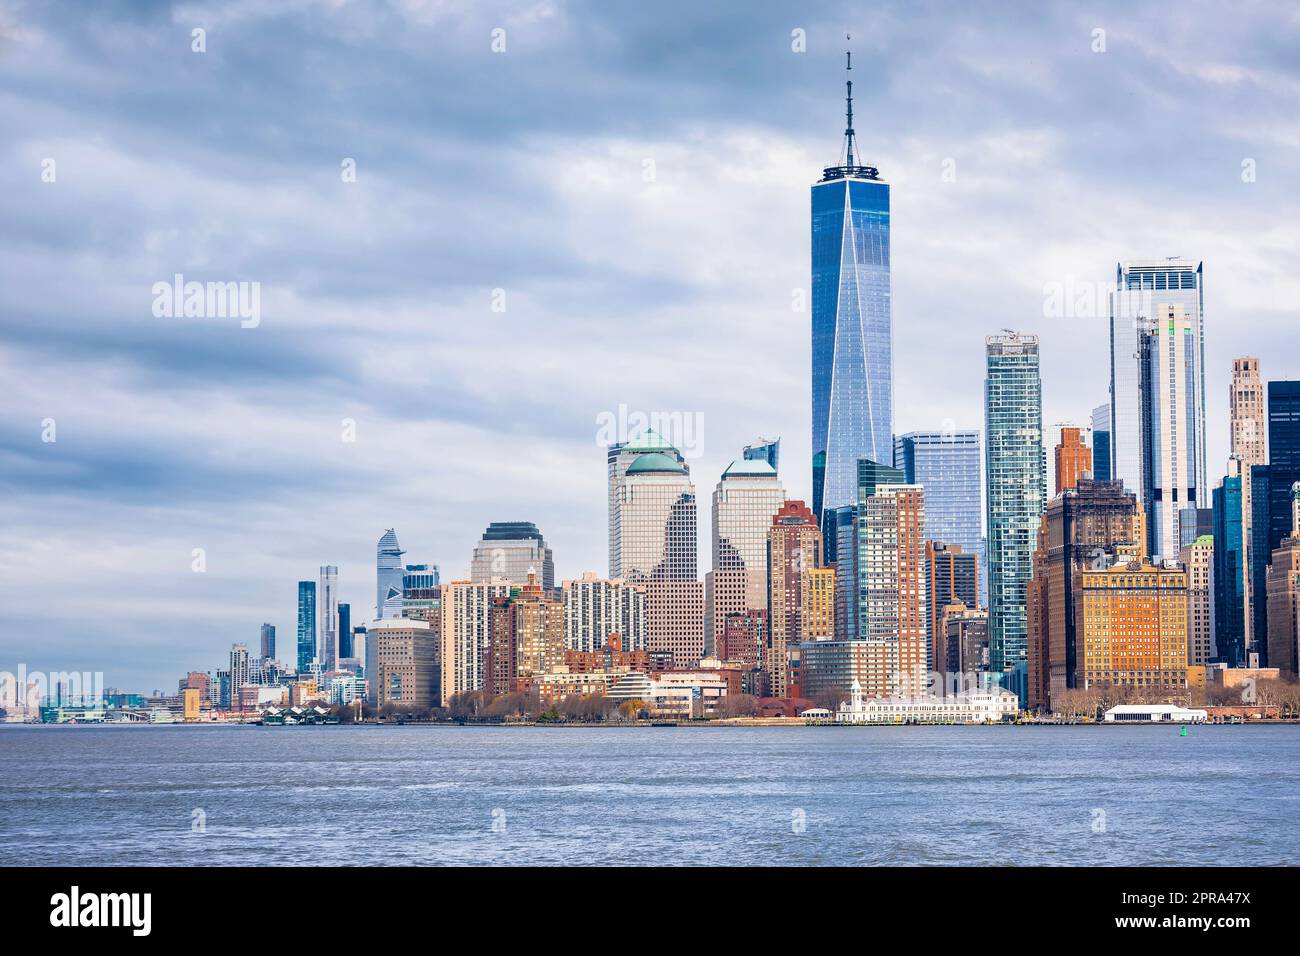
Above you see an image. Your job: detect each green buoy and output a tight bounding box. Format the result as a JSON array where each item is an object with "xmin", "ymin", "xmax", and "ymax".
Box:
[{"xmin": 1179, "ymin": 724, "xmax": 1188, "ymax": 736}]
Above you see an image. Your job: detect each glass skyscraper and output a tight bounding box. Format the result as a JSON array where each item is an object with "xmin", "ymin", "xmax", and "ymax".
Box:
[
  {"xmin": 1091, "ymin": 402, "xmax": 1111, "ymax": 481},
  {"xmin": 811, "ymin": 55, "xmax": 891, "ymax": 543},
  {"xmin": 1214, "ymin": 469, "xmax": 1246, "ymax": 665},
  {"xmin": 742, "ymin": 437, "xmax": 780, "ymax": 473},
  {"xmin": 296, "ymin": 580, "xmax": 316, "ymax": 673},
  {"xmin": 1108, "ymin": 260, "xmax": 1207, "ymax": 558},
  {"xmin": 894, "ymin": 431, "xmax": 985, "ymax": 605},
  {"xmin": 984, "ymin": 332, "xmax": 1047, "ymax": 672},
  {"xmin": 376, "ymin": 528, "xmax": 405, "ymax": 619}
]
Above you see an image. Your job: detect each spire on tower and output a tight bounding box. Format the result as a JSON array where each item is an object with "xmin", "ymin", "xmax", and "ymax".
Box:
[{"xmin": 843, "ymin": 33, "xmax": 858, "ymax": 167}]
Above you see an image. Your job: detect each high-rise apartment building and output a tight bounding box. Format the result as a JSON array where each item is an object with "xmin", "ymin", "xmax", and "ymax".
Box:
[
  {"xmin": 1054, "ymin": 426, "xmax": 1091, "ymax": 495},
  {"xmin": 812, "ymin": 56, "xmax": 892, "ymax": 532},
  {"xmin": 318, "ymin": 565, "xmax": 339, "ymax": 672},
  {"xmin": 643, "ymin": 580, "xmax": 707, "ymax": 670},
  {"xmin": 985, "ymin": 332, "xmax": 1047, "ymax": 672},
  {"xmin": 708, "ymin": 458, "xmax": 785, "ymax": 655},
  {"xmin": 376, "ymin": 529, "xmax": 405, "ymax": 619},
  {"xmin": 228, "ymin": 643, "xmax": 250, "ymax": 711},
  {"xmin": 610, "ymin": 450, "xmax": 697, "ymax": 582},
  {"xmin": 942, "ymin": 606, "xmax": 990, "ymax": 678},
  {"xmin": 561, "ymin": 572, "xmax": 646, "ymax": 653},
  {"xmin": 259, "ymin": 623, "xmax": 275, "ymax": 661},
  {"xmin": 484, "ymin": 573, "xmax": 566, "ymax": 695},
  {"xmin": 1181, "ymin": 534, "xmax": 1215, "ymax": 668},
  {"xmin": 858, "ymin": 485, "xmax": 928, "ymax": 697},
  {"xmin": 440, "ymin": 579, "xmax": 517, "ymax": 700},
  {"xmin": 296, "ymin": 580, "xmax": 316, "ymax": 673},
  {"xmin": 767, "ymin": 501, "xmax": 833, "ymax": 697},
  {"xmin": 1025, "ymin": 479, "xmax": 1145, "ymax": 712},
  {"xmin": 470, "ymin": 522, "xmax": 555, "ymax": 592},
  {"xmin": 1078, "ymin": 559, "xmax": 1189, "ymax": 694},
  {"xmin": 1108, "ymin": 260, "xmax": 1207, "ymax": 559}
]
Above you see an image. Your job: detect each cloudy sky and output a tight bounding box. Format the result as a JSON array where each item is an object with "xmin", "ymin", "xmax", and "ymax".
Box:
[{"xmin": 2, "ymin": 0, "xmax": 1298, "ymax": 692}]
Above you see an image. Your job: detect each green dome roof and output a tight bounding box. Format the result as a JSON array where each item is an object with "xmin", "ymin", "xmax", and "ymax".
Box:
[{"xmin": 626, "ymin": 452, "xmax": 687, "ymax": 476}]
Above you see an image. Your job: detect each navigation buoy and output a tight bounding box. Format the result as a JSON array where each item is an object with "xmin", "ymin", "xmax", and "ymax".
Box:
[{"xmin": 1179, "ymin": 724, "xmax": 1188, "ymax": 737}]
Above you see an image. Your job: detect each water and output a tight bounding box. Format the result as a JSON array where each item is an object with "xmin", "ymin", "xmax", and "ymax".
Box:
[{"xmin": 2, "ymin": 724, "xmax": 1296, "ymax": 866}]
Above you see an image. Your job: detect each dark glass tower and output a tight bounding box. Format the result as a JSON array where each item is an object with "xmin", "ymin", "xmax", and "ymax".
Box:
[
  {"xmin": 1249, "ymin": 381, "xmax": 1300, "ymax": 663},
  {"xmin": 1214, "ymin": 474, "xmax": 1246, "ymax": 665},
  {"xmin": 812, "ymin": 47, "xmax": 892, "ymax": 545},
  {"xmin": 296, "ymin": 580, "xmax": 316, "ymax": 673}
]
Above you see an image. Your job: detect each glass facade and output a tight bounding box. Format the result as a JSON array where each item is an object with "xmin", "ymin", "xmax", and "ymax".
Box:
[
  {"xmin": 1214, "ymin": 475, "xmax": 1245, "ymax": 665},
  {"xmin": 984, "ymin": 333, "xmax": 1047, "ymax": 672},
  {"xmin": 895, "ymin": 431, "xmax": 985, "ymax": 605},
  {"xmin": 296, "ymin": 580, "xmax": 316, "ymax": 673},
  {"xmin": 1091, "ymin": 402, "xmax": 1111, "ymax": 481},
  {"xmin": 812, "ymin": 174, "xmax": 892, "ymax": 529},
  {"xmin": 1109, "ymin": 260, "xmax": 1207, "ymax": 559},
  {"xmin": 376, "ymin": 528, "xmax": 405, "ymax": 619}
]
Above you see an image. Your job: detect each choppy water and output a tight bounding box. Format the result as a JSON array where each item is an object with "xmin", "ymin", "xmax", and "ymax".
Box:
[{"xmin": 1, "ymin": 724, "xmax": 1296, "ymax": 865}]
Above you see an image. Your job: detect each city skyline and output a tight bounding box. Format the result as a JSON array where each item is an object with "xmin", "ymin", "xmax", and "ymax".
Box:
[{"xmin": 5, "ymin": 3, "xmax": 1300, "ymax": 691}]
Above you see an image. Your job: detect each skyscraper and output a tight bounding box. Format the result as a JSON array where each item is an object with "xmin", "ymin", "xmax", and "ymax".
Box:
[
  {"xmin": 318, "ymin": 565, "xmax": 339, "ymax": 672},
  {"xmin": 767, "ymin": 501, "xmax": 833, "ymax": 697},
  {"xmin": 1265, "ymin": 482, "xmax": 1300, "ymax": 678},
  {"xmin": 376, "ymin": 529, "xmax": 405, "ymax": 619},
  {"xmin": 259, "ymin": 622, "xmax": 275, "ymax": 661},
  {"xmin": 1213, "ymin": 463, "xmax": 1247, "ymax": 665},
  {"xmin": 894, "ymin": 431, "xmax": 984, "ymax": 603},
  {"xmin": 440, "ymin": 579, "xmax": 517, "ymax": 699},
  {"xmin": 470, "ymin": 522, "xmax": 555, "ymax": 591},
  {"xmin": 1256, "ymin": 381, "xmax": 1300, "ymax": 662},
  {"xmin": 610, "ymin": 450, "xmax": 697, "ymax": 582},
  {"xmin": 925, "ymin": 541, "xmax": 979, "ymax": 671},
  {"xmin": 1108, "ymin": 259, "xmax": 1207, "ymax": 558},
  {"xmin": 337, "ymin": 604, "xmax": 352, "ymax": 660},
  {"xmin": 708, "ymin": 458, "xmax": 785, "ymax": 656},
  {"xmin": 607, "ymin": 430, "xmax": 686, "ymax": 576},
  {"xmin": 1181, "ymin": 534, "xmax": 1215, "ymax": 669},
  {"xmin": 859, "ymin": 484, "xmax": 928, "ymax": 697},
  {"xmin": 1079, "ymin": 559, "xmax": 1189, "ymax": 693},
  {"xmin": 743, "ymin": 437, "xmax": 781, "ymax": 472},
  {"xmin": 1230, "ymin": 358, "xmax": 1266, "ymax": 647},
  {"xmin": 812, "ymin": 49, "xmax": 892, "ymax": 533},
  {"xmin": 229, "ymin": 643, "xmax": 250, "ymax": 711},
  {"xmin": 296, "ymin": 580, "xmax": 316, "ymax": 673},
  {"xmin": 1054, "ymin": 426, "xmax": 1091, "ymax": 495},
  {"xmin": 1091, "ymin": 403, "xmax": 1111, "ymax": 481},
  {"xmin": 985, "ymin": 332, "xmax": 1047, "ymax": 672},
  {"xmin": 561, "ymin": 572, "xmax": 646, "ymax": 653}
]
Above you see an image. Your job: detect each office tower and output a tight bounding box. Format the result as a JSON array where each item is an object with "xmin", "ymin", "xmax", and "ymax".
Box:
[
  {"xmin": 985, "ymin": 332, "xmax": 1047, "ymax": 672},
  {"xmin": 1025, "ymin": 479, "xmax": 1145, "ymax": 711},
  {"xmin": 318, "ymin": 565, "xmax": 339, "ymax": 672},
  {"xmin": 811, "ymin": 51, "xmax": 892, "ymax": 531},
  {"xmin": 1230, "ymin": 358, "xmax": 1266, "ymax": 639},
  {"xmin": 611, "ymin": 449, "xmax": 697, "ymax": 582},
  {"xmin": 470, "ymin": 522, "xmax": 555, "ymax": 591},
  {"xmin": 832, "ymin": 505, "xmax": 860, "ymax": 639},
  {"xmin": 608, "ymin": 430, "xmax": 686, "ymax": 576},
  {"xmin": 1078, "ymin": 558, "xmax": 1189, "ymax": 693},
  {"xmin": 1108, "ymin": 259, "xmax": 1207, "ymax": 558},
  {"xmin": 859, "ymin": 485, "xmax": 928, "ymax": 696},
  {"xmin": 895, "ymin": 431, "xmax": 985, "ymax": 601},
  {"xmin": 228, "ymin": 643, "xmax": 250, "ymax": 710},
  {"xmin": 400, "ymin": 566, "xmax": 441, "ymax": 637},
  {"xmin": 561, "ymin": 572, "xmax": 646, "ymax": 653},
  {"xmin": 440, "ymin": 579, "xmax": 516, "ymax": 700},
  {"xmin": 296, "ymin": 580, "xmax": 316, "ymax": 673},
  {"xmin": 1054, "ymin": 426, "xmax": 1091, "ymax": 494},
  {"xmin": 743, "ymin": 437, "xmax": 781, "ymax": 472},
  {"xmin": 942, "ymin": 606, "xmax": 990, "ymax": 677},
  {"xmin": 1178, "ymin": 507, "xmax": 1214, "ymax": 552},
  {"xmin": 926, "ymin": 542, "xmax": 979, "ymax": 671},
  {"xmin": 376, "ymin": 529, "xmax": 405, "ymax": 618},
  {"xmin": 1181, "ymin": 534, "xmax": 1215, "ymax": 668},
  {"xmin": 1213, "ymin": 465, "xmax": 1247, "ymax": 665},
  {"xmin": 643, "ymin": 580, "xmax": 707, "ymax": 670},
  {"xmin": 337, "ymin": 605, "xmax": 351, "ymax": 659},
  {"xmin": 1265, "ymin": 482, "xmax": 1300, "ymax": 678},
  {"xmin": 708, "ymin": 458, "xmax": 786, "ymax": 656},
  {"xmin": 259, "ymin": 623, "xmax": 275, "ymax": 661},
  {"xmin": 1091, "ymin": 403, "xmax": 1112, "ymax": 481},
  {"xmin": 365, "ymin": 618, "xmax": 436, "ymax": 709},
  {"xmin": 767, "ymin": 501, "xmax": 833, "ymax": 697},
  {"xmin": 1253, "ymin": 382, "xmax": 1300, "ymax": 662}
]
